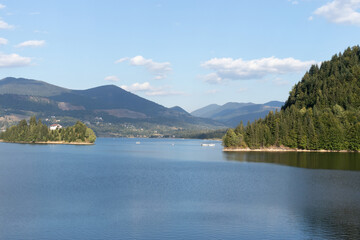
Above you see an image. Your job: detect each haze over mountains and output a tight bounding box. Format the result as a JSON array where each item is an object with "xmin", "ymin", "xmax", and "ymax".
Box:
[
  {"xmin": 0, "ymin": 77, "xmax": 224, "ymax": 136},
  {"xmin": 191, "ymin": 101, "xmax": 284, "ymax": 127}
]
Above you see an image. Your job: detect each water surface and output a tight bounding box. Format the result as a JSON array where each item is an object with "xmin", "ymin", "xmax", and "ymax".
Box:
[{"xmin": 0, "ymin": 138, "xmax": 359, "ymax": 240}]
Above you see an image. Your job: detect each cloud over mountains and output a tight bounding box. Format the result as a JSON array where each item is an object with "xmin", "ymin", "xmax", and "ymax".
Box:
[
  {"xmin": 0, "ymin": 53, "xmax": 31, "ymax": 68},
  {"xmin": 116, "ymin": 55, "xmax": 171, "ymax": 80},
  {"xmin": 201, "ymin": 56, "xmax": 316, "ymax": 84}
]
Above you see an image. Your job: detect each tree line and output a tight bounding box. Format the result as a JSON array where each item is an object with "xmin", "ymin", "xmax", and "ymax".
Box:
[
  {"xmin": 0, "ymin": 116, "xmax": 96, "ymax": 143},
  {"xmin": 223, "ymin": 46, "xmax": 360, "ymax": 151}
]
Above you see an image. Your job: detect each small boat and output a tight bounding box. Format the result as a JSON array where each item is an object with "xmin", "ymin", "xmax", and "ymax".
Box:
[
  {"xmin": 136, "ymin": 141, "xmax": 141, "ymax": 144},
  {"xmin": 201, "ymin": 143, "xmax": 215, "ymax": 147}
]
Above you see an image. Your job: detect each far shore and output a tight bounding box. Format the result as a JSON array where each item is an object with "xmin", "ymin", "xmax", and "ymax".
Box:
[
  {"xmin": 223, "ymin": 147, "xmax": 357, "ymax": 153},
  {"xmin": 0, "ymin": 139, "xmax": 94, "ymax": 145}
]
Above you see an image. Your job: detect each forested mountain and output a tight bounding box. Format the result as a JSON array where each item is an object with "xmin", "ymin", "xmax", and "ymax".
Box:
[
  {"xmin": 0, "ymin": 77, "xmax": 70, "ymax": 96},
  {"xmin": 0, "ymin": 77, "xmax": 224, "ymax": 137},
  {"xmin": 192, "ymin": 101, "xmax": 283, "ymax": 127},
  {"xmin": 223, "ymin": 46, "xmax": 360, "ymax": 151}
]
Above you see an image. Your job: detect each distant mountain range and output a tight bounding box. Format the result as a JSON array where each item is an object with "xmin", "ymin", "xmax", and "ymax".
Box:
[
  {"xmin": 0, "ymin": 77, "xmax": 224, "ymax": 137},
  {"xmin": 191, "ymin": 101, "xmax": 284, "ymax": 127}
]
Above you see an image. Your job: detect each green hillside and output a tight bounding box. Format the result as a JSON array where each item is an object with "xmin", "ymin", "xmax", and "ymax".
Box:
[
  {"xmin": 0, "ymin": 77, "xmax": 70, "ymax": 97},
  {"xmin": 223, "ymin": 46, "xmax": 360, "ymax": 151}
]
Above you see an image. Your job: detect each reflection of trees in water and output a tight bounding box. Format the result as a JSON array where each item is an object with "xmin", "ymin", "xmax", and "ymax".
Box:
[
  {"xmin": 303, "ymin": 207, "xmax": 360, "ymax": 240},
  {"xmin": 300, "ymin": 170, "xmax": 360, "ymax": 239},
  {"xmin": 223, "ymin": 152, "xmax": 360, "ymax": 171},
  {"xmin": 224, "ymin": 151, "xmax": 360, "ymax": 239}
]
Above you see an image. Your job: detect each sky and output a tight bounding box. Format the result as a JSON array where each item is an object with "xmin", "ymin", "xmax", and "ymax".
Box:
[{"xmin": 0, "ymin": 0, "xmax": 360, "ymax": 112}]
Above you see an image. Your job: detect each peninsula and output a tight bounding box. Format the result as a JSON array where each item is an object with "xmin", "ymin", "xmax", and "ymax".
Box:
[
  {"xmin": 223, "ymin": 46, "xmax": 360, "ymax": 152},
  {"xmin": 0, "ymin": 116, "xmax": 96, "ymax": 145}
]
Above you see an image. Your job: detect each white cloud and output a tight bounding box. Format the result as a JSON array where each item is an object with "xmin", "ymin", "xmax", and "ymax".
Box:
[
  {"xmin": 16, "ymin": 40, "xmax": 45, "ymax": 48},
  {"xmin": 202, "ymin": 73, "xmax": 223, "ymax": 84},
  {"xmin": 0, "ymin": 53, "xmax": 31, "ymax": 68},
  {"xmin": 104, "ymin": 75, "xmax": 120, "ymax": 82},
  {"xmin": 116, "ymin": 55, "xmax": 171, "ymax": 79},
  {"xmin": 314, "ymin": 0, "xmax": 360, "ymax": 26},
  {"xmin": 0, "ymin": 4, "xmax": 5, "ymax": 9},
  {"xmin": 121, "ymin": 82, "xmax": 152, "ymax": 92},
  {"xmin": 121, "ymin": 81, "xmax": 184, "ymax": 96},
  {"xmin": 308, "ymin": 16, "xmax": 314, "ymax": 21},
  {"xmin": 115, "ymin": 57, "xmax": 129, "ymax": 63},
  {"xmin": 0, "ymin": 37, "xmax": 8, "ymax": 45},
  {"xmin": 0, "ymin": 19, "xmax": 13, "ymax": 29},
  {"xmin": 201, "ymin": 56, "xmax": 316, "ymax": 84}
]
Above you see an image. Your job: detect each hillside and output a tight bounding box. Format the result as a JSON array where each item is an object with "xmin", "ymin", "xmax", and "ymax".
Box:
[
  {"xmin": 0, "ymin": 77, "xmax": 70, "ymax": 97},
  {"xmin": 223, "ymin": 46, "xmax": 360, "ymax": 151},
  {"xmin": 192, "ymin": 101, "xmax": 283, "ymax": 127},
  {"xmin": 0, "ymin": 77, "xmax": 225, "ymax": 137}
]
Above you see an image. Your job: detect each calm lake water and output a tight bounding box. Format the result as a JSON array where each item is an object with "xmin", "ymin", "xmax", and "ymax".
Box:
[{"xmin": 0, "ymin": 138, "xmax": 359, "ymax": 240}]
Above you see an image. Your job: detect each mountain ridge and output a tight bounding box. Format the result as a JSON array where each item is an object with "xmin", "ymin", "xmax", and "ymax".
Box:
[
  {"xmin": 192, "ymin": 101, "xmax": 284, "ymax": 127},
  {"xmin": 0, "ymin": 77, "xmax": 225, "ymax": 137}
]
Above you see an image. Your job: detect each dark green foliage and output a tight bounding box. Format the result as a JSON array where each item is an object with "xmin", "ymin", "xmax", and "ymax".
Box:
[
  {"xmin": 223, "ymin": 129, "xmax": 240, "ymax": 147},
  {"xmin": 178, "ymin": 129, "xmax": 227, "ymax": 139},
  {"xmin": 0, "ymin": 116, "xmax": 96, "ymax": 143},
  {"xmin": 223, "ymin": 46, "xmax": 360, "ymax": 151},
  {"xmin": 223, "ymin": 128, "xmax": 247, "ymax": 148}
]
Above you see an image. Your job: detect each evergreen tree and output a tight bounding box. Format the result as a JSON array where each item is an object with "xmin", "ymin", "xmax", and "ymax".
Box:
[
  {"xmin": 0, "ymin": 116, "xmax": 96, "ymax": 144},
  {"xmin": 222, "ymin": 46, "xmax": 360, "ymax": 151}
]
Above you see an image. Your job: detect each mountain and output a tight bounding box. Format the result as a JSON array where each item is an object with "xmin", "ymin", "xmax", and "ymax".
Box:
[
  {"xmin": 191, "ymin": 104, "xmax": 221, "ymax": 118},
  {"xmin": 0, "ymin": 77, "xmax": 225, "ymax": 137},
  {"xmin": 192, "ymin": 101, "xmax": 283, "ymax": 127},
  {"xmin": 170, "ymin": 106, "xmax": 189, "ymax": 115},
  {"xmin": 0, "ymin": 77, "xmax": 70, "ymax": 96},
  {"xmin": 223, "ymin": 46, "xmax": 360, "ymax": 151}
]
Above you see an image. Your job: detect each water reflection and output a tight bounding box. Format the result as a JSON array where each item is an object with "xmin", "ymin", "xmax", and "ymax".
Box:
[
  {"xmin": 224, "ymin": 151, "xmax": 360, "ymax": 171},
  {"xmin": 0, "ymin": 139, "xmax": 359, "ymax": 239}
]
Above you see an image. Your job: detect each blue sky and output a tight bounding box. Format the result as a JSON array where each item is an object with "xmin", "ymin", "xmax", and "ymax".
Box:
[{"xmin": 0, "ymin": 0, "xmax": 360, "ymax": 112}]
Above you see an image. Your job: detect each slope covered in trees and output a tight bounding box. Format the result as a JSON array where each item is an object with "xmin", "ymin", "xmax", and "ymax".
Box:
[
  {"xmin": 0, "ymin": 116, "xmax": 96, "ymax": 144},
  {"xmin": 223, "ymin": 46, "xmax": 360, "ymax": 151}
]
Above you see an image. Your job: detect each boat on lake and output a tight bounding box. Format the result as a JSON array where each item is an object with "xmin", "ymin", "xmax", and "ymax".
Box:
[{"xmin": 201, "ymin": 143, "xmax": 215, "ymax": 147}]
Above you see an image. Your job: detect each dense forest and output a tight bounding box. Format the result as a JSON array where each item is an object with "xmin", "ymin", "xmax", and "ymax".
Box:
[
  {"xmin": 178, "ymin": 129, "xmax": 227, "ymax": 139},
  {"xmin": 223, "ymin": 46, "xmax": 360, "ymax": 151},
  {"xmin": 0, "ymin": 116, "xmax": 96, "ymax": 144}
]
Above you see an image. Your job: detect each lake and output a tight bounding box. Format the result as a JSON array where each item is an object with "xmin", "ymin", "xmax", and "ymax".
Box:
[{"xmin": 0, "ymin": 138, "xmax": 359, "ymax": 240}]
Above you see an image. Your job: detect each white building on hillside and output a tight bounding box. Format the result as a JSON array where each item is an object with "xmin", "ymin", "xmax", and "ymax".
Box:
[{"xmin": 50, "ymin": 124, "xmax": 62, "ymax": 131}]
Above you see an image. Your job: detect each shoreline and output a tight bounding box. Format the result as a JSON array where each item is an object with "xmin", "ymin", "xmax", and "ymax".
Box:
[
  {"xmin": 223, "ymin": 147, "xmax": 357, "ymax": 153},
  {"xmin": 0, "ymin": 139, "xmax": 94, "ymax": 145}
]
